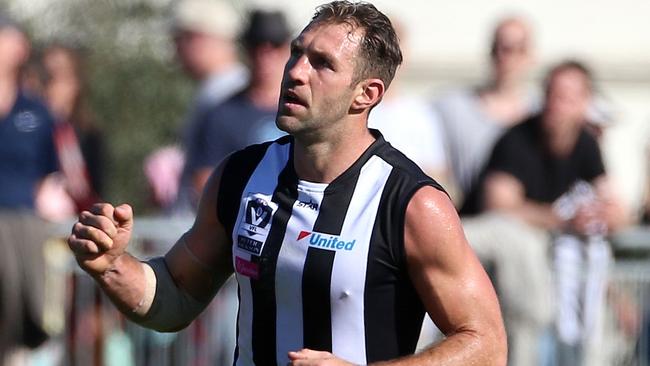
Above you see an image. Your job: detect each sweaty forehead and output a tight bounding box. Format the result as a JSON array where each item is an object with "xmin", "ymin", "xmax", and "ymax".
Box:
[{"xmin": 296, "ymin": 21, "xmax": 363, "ymax": 59}]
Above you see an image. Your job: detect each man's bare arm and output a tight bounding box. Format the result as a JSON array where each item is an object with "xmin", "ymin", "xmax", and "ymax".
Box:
[
  {"xmin": 288, "ymin": 186, "xmax": 507, "ymax": 366},
  {"xmin": 68, "ymin": 159, "xmax": 233, "ymax": 329},
  {"xmin": 483, "ymin": 171, "xmax": 561, "ymax": 229},
  {"xmin": 381, "ymin": 185, "xmax": 507, "ymax": 365}
]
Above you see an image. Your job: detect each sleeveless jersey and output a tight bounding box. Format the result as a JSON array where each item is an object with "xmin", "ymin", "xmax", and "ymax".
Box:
[{"xmin": 217, "ymin": 130, "xmax": 444, "ymax": 366}]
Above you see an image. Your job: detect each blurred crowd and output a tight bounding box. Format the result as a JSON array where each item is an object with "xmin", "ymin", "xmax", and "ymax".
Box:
[{"xmin": 1, "ymin": 0, "xmax": 649, "ymax": 365}]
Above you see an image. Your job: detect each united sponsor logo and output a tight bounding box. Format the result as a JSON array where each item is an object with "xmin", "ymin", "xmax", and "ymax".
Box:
[{"xmin": 297, "ymin": 231, "xmax": 356, "ymax": 251}]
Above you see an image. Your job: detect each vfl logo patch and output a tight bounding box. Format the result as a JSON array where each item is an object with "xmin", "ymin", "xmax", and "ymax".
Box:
[
  {"xmin": 297, "ymin": 231, "xmax": 356, "ymax": 251},
  {"xmin": 245, "ymin": 198, "xmax": 272, "ymax": 234},
  {"xmin": 236, "ymin": 195, "xmax": 277, "ymax": 255}
]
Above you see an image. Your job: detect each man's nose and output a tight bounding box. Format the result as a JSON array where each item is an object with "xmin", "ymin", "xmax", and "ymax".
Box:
[{"xmin": 286, "ymin": 55, "xmax": 309, "ymax": 84}]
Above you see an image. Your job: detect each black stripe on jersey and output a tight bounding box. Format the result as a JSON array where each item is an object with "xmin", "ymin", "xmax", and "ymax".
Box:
[
  {"xmin": 232, "ymin": 286, "xmax": 241, "ymax": 366},
  {"xmin": 250, "ymin": 154, "xmax": 298, "ymax": 366},
  {"xmin": 302, "ymin": 176, "xmax": 358, "ymax": 352},
  {"xmin": 363, "ymin": 171, "xmax": 428, "ymax": 362},
  {"xmin": 218, "ymin": 141, "xmax": 275, "ymax": 235}
]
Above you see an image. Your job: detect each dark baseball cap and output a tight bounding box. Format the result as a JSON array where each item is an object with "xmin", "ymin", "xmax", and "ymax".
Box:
[{"xmin": 241, "ymin": 10, "xmax": 291, "ymax": 48}]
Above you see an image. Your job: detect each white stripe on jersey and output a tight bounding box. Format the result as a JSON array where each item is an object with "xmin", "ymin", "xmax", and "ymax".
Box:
[
  {"xmin": 330, "ymin": 155, "xmax": 393, "ymax": 363},
  {"xmin": 233, "ymin": 142, "xmax": 290, "ymax": 366},
  {"xmin": 275, "ymin": 181, "xmax": 327, "ymax": 365}
]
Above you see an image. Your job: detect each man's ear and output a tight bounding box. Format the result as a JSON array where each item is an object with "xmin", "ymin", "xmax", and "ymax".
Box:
[{"xmin": 351, "ymin": 78, "xmax": 385, "ymax": 111}]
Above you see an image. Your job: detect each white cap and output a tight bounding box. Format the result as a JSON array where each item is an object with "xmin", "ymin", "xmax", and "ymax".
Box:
[{"xmin": 172, "ymin": 0, "xmax": 241, "ymax": 39}]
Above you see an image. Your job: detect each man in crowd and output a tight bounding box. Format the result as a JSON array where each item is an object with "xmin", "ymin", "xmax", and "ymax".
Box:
[
  {"xmin": 433, "ymin": 16, "xmax": 548, "ymax": 365},
  {"xmin": 184, "ymin": 9, "xmax": 290, "ymax": 194},
  {"xmin": 145, "ymin": 0, "xmax": 248, "ymax": 212},
  {"xmin": 68, "ymin": 2, "xmax": 506, "ymax": 365},
  {"xmin": 467, "ymin": 60, "xmax": 627, "ymax": 365},
  {"xmin": 180, "ymin": 9, "xmax": 291, "ymax": 365},
  {"xmin": 0, "ymin": 14, "xmax": 56, "ymax": 362},
  {"xmin": 436, "ymin": 16, "xmax": 534, "ymax": 205}
]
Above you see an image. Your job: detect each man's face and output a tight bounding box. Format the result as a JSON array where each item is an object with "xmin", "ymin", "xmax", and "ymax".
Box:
[
  {"xmin": 275, "ymin": 22, "xmax": 363, "ymax": 137},
  {"xmin": 542, "ymin": 68, "xmax": 591, "ymax": 136},
  {"xmin": 249, "ymin": 42, "xmax": 290, "ymax": 86},
  {"xmin": 173, "ymin": 29, "xmax": 223, "ymax": 80},
  {"xmin": 173, "ymin": 30, "xmax": 201, "ymax": 78},
  {"xmin": 0, "ymin": 27, "xmax": 29, "ymax": 75},
  {"xmin": 491, "ymin": 21, "xmax": 532, "ymax": 83}
]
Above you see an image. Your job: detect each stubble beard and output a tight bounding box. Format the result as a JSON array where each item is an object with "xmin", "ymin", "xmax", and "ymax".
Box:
[{"xmin": 276, "ymin": 90, "xmax": 353, "ymax": 142}]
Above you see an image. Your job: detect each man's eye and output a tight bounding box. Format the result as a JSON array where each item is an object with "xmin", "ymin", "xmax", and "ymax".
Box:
[
  {"xmin": 313, "ymin": 56, "xmax": 331, "ymax": 70},
  {"xmin": 290, "ymin": 45, "xmax": 303, "ymax": 57}
]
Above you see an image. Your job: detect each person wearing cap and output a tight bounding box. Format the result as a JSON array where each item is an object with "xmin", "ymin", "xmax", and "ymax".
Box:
[
  {"xmin": 171, "ymin": 9, "xmax": 291, "ymax": 365},
  {"xmin": 145, "ymin": 0, "xmax": 249, "ymax": 213},
  {"xmin": 0, "ymin": 14, "xmax": 58, "ymax": 361},
  {"xmin": 184, "ymin": 9, "xmax": 291, "ymax": 193}
]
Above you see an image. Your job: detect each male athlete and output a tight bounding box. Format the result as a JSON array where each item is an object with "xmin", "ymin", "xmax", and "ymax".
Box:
[{"xmin": 68, "ymin": 2, "xmax": 506, "ymax": 365}]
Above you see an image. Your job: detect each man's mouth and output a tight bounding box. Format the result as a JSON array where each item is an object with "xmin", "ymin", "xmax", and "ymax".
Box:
[{"xmin": 281, "ymin": 90, "xmax": 307, "ymax": 107}]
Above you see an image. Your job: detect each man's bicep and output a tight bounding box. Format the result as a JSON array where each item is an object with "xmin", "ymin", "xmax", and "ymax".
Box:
[
  {"xmin": 404, "ymin": 186, "xmax": 503, "ymax": 336},
  {"xmin": 165, "ymin": 158, "xmax": 234, "ymax": 301}
]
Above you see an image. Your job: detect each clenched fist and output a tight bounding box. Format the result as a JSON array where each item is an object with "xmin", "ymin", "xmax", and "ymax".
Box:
[
  {"xmin": 68, "ymin": 203, "xmax": 134, "ymax": 277},
  {"xmin": 287, "ymin": 349, "xmax": 357, "ymax": 366}
]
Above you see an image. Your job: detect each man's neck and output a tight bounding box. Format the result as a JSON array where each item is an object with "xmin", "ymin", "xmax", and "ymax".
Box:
[
  {"xmin": 483, "ymin": 77, "xmax": 523, "ymax": 98},
  {"xmin": 292, "ymin": 123, "xmax": 375, "ymax": 183},
  {"xmin": 200, "ymin": 61, "xmax": 236, "ymax": 82},
  {"xmin": 541, "ymin": 116, "xmax": 581, "ymax": 158},
  {"xmin": 478, "ymin": 77, "xmax": 528, "ymax": 125}
]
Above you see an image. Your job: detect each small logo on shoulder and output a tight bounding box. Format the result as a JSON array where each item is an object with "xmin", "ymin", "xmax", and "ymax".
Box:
[
  {"xmin": 236, "ymin": 194, "xmax": 277, "ymax": 255},
  {"xmin": 296, "ymin": 199, "xmax": 319, "ymax": 211}
]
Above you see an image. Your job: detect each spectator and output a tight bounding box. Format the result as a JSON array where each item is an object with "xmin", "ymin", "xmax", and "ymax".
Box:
[
  {"xmin": 471, "ymin": 60, "xmax": 627, "ymax": 365},
  {"xmin": 436, "ymin": 16, "xmax": 535, "ymax": 205},
  {"xmin": 145, "ymin": 0, "xmax": 248, "ymax": 212},
  {"xmin": 41, "ymin": 43, "xmax": 104, "ymax": 213},
  {"xmin": 0, "ymin": 13, "xmax": 56, "ymax": 362},
  {"xmin": 433, "ymin": 16, "xmax": 545, "ymax": 365},
  {"xmin": 184, "ymin": 9, "xmax": 290, "ymax": 193},
  {"xmin": 180, "ymin": 10, "xmax": 290, "ymax": 365}
]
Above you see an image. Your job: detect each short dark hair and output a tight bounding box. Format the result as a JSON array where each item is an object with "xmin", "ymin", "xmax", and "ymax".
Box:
[
  {"xmin": 309, "ymin": 1, "xmax": 403, "ymax": 88},
  {"xmin": 544, "ymin": 59, "xmax": 594, "ymax": 95}
]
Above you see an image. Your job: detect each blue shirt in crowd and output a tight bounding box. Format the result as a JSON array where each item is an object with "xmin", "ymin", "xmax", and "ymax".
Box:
[
  {"xmin": 184, "ymin": 91, "xmax": 285, "ymax": 178},
  {"xmin": 0, "ymin": 92, "xmax": 57, "ymax": 209}
]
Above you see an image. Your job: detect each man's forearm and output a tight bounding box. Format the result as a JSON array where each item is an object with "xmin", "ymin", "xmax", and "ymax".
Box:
[
  {"xmin": 515, "ymin": 201, "xmax": 561, "ymax": 230},
  {"xmin": 92, "ymin": 253, "xmax": 154, "ymax": 320},
  {"xmin": 372, "ymin": 330, "xmax": 506, "ymax": 366}
]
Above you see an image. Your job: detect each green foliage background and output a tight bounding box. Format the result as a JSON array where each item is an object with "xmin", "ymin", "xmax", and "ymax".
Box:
[
  {"xmin": 89, "ymin": 56, "xmax": 192, "ymax": 213},
  {"xmin": 4, "ymin": 0, "xmax": 198, "ymax": 213}
]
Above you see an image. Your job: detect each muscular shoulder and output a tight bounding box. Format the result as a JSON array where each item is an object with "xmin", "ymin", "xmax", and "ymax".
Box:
[
  {"xmin": 402, "ymin": 185, "xmax": 472, "ymax": 284},
  {"xmin": 404, "ymin": 186, "xmax": 462, "ymax": 247}
]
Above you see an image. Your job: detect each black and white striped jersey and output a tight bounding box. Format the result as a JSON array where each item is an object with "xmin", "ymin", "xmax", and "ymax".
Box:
[{"xmin": 217, "ymin": 130, "xmax": 445, "ymax": 366}]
